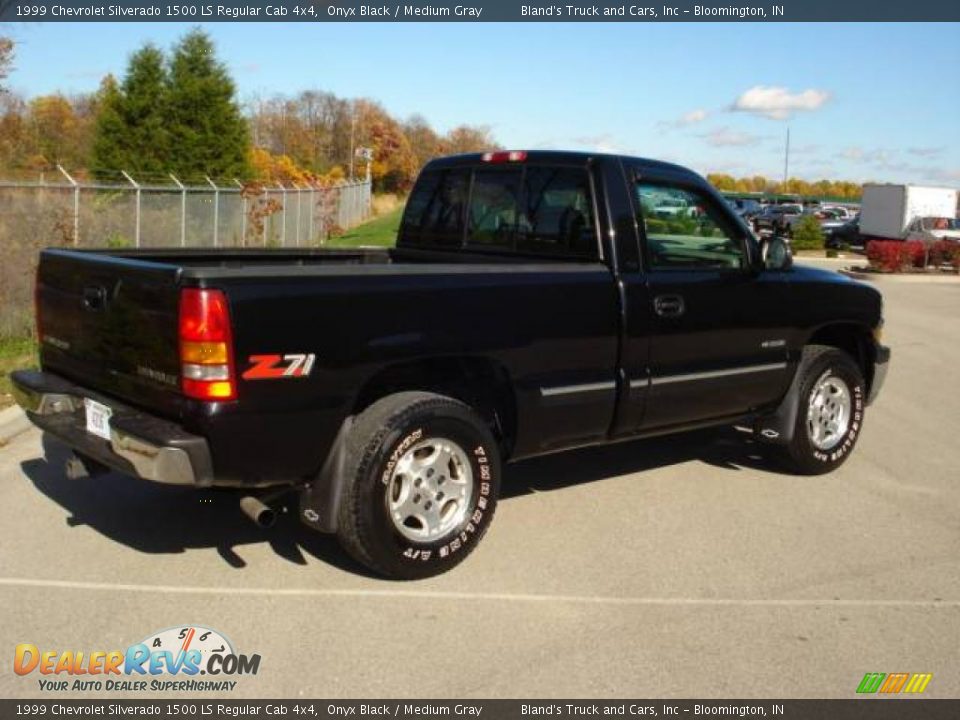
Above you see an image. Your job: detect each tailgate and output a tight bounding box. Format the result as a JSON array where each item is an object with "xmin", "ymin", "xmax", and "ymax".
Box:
[{"xmin": 37, "ymin": 249, "xmax": 184, "ymax": 418}]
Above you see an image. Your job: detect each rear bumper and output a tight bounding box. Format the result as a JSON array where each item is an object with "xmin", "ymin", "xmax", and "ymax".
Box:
[
  {"xmin": 11, "ymin": 369, "xmax": 213, "ymax": 486},
  {"xmin": 868, "ymin": 344, "xmax": 890, "ymax": 405}
]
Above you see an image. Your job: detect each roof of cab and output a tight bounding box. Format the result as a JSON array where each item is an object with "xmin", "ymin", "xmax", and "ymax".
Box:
[{"xmin": 422, "ymin": 150, "xmax": 704, "ymax": 182}]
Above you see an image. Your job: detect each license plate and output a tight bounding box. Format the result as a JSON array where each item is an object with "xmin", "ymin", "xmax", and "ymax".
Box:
[{"xmin": 84, "ymin": 398, "xmax": 113, "ymax": 441}]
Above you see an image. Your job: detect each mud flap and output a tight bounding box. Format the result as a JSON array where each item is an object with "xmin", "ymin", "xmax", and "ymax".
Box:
[
  {"xmin": 299, "ymin": 416, "xmax": 354, "ymax": 533},
  {"xmin": 753, "ymin": 361, "xmax": 803, "ymax": 445}
]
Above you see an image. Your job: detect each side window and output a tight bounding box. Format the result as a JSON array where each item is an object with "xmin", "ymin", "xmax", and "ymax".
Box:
[
  {"xmin": 635, "ymin": 182, "xmax": 745, "ymax": 270},
  {"xmin": 518, "ymin": 167, "xmax": 597, "ymax": 258},
  {"xmin": 400, "ymin": 169, "xmax": 469, "ymax": 247},
  {"xmin": 467, "ymin": 169, "xmax": 521, "ymax": 249}
]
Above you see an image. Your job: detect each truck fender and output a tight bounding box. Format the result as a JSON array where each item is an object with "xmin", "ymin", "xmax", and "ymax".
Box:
[
  {"xmin": 753, "ymin": 360, "xmax": 804, "ymax": 445},
  {"xmin": 299, "ymin": 415, "xmax": 355, "ymax": 533}
]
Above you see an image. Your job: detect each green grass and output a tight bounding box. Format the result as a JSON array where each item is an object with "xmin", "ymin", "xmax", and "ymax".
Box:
[
  {"xmin": 0, "ymin": 337, "xmax": 37, "ymax": 410},
  {"xmin": 327, "ymin": 206, "xmax": 403, "ymax": 248}
]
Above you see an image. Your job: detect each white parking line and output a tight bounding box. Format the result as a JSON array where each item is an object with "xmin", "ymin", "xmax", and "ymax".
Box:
[{"xmin": 0, "ymin": 577, "xmax": 957, "ymax": 608}]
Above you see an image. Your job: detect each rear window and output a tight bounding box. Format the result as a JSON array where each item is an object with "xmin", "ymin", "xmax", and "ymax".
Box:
[
  {"xmin": 517, "ymin": 167, "xmax": 597, "ymax": 257},
  {"xmin": 402, "ymin": 164, "xmax": 598, "ymax": 259},
  {"xmin": 400, "ymin": 169, "xmax": 469, "ymax": 247},
  {"xmin": 467, "ymin": 169, "xmax": 521, "ymax": 250}
]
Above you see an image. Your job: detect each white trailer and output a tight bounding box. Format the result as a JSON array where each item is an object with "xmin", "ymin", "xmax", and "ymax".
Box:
[{"xmin": 860, "ymin": 184, "xmax": 958, "ymax": 240}]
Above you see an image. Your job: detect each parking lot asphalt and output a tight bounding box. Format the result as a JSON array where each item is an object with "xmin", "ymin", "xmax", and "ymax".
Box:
[{"xmin": 1, "ymin": 260, "xmax": 958, "ymax": 700}]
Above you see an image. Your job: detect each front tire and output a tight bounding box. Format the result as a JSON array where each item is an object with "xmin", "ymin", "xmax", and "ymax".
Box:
[
  {"xmin": 780, "ymin": 345, "xmax": 866, "ymax": 475},
  {"xmin": 336, "ymin": 392, "xmax": 501, "ymax": 579}
]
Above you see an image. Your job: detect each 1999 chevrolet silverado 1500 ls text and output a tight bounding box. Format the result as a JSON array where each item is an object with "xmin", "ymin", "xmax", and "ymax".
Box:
[{"xmin": 12, "ymin": 151, "xmax": 890, "ymax": 579}]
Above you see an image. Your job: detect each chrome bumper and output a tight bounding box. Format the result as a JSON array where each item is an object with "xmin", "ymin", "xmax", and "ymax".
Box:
[{"xmin": 11, "ymin": 370, "xmax": 213, "ymax": 486}]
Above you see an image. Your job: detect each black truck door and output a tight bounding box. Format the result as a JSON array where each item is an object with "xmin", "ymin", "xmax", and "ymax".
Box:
[{"xmin": 628, "ymin": 171, "xmax": 792, "ymax": 431}]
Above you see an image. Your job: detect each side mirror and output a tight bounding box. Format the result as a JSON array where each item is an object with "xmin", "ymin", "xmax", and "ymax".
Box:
[{"xmin": 762, "ymin": 236, "xmax": 793, "ymax": 271}]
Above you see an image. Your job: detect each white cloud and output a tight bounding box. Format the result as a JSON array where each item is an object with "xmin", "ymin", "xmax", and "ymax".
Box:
[
  {"xmin": 908, "ymin": 147, "xmax": 944, "ymax": 158},
  {"xmin": 570, "ymin": 134, "xmax": 624, "ymax": 154},
  {"xmin": 680, "ymin": 109, "xmax": 708, "ymax": 125},
  {"xmin": 699, "ymin": 127, "xmax": 764, "ymax": 147},
  {"xmin": 840, "ymin": 147, "xmax": 894, "ymax": 166},
  {"xmin": 731, "ymin": 86, "xmax": 830, "ymax": 120},
  {"xmin": 924, "ymin": 167, "xmax": 960, "ymax": 184},
  {"xmin": 658, "ymin": 108, "xmax": 709, "ymax": 129}
]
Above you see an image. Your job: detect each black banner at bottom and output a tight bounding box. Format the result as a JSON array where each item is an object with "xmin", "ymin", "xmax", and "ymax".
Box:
[{"xmin": 3, "ymin": 700, "xmax": 959, "ymax": 720}]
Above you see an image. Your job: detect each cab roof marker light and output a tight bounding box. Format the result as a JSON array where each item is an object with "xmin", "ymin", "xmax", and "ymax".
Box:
[{"xmin": 482, "ymin": 151, "xmax": 528, "ymax": 163}]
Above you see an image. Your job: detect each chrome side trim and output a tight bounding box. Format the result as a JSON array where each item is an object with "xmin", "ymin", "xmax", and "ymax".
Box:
[
  {"xmin": 629, "ymin": 378, "xmax": 650, "ymax": 390},
  {"xmin": 540, "ymin": 381, "xmax": 616, "ymax": 398},
  {"xmin": 650, "ymin": 362, "xmax": 788, "ymax": 386}
]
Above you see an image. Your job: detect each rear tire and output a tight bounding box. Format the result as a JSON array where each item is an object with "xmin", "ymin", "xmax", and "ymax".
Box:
[
  {"xmin": 779, "ymin": 345, "xmax": 866, "ymax": 475},
  {"xmin": 336, "ymin": 392, "xmax": 501, "ymax": 579}
]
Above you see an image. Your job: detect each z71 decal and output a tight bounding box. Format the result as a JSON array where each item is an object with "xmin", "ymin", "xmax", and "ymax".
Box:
[{"xmin": 242, "ymin": 354, "xmax": 316, "ymax": 380}]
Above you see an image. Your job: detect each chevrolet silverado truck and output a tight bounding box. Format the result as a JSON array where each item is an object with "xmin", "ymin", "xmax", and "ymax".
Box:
[{"xmin": 12, "ymin": 151, "xmax": 890, "ymax": 579}]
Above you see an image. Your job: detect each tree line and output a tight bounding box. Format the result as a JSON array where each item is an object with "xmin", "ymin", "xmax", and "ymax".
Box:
[
  {"xmin": 706, "ymin": 173, "xmax": 863, "ymax": 201},
  {"xmin": 0, "ymin": 30, "xmax": 497, "ymax": 192},
  {"xmin": 1, "ymin": 30, "xmax": 864, "ymax": 199}
]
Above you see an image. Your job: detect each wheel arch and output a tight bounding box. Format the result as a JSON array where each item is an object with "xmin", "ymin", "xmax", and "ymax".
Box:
[
  {"xmin": 351, "ymin": 355, "xmax": 518, "ymax": 459},
  {"xmin": 804, "ymin": 321, "xmax": 877, "ymax": 396}
]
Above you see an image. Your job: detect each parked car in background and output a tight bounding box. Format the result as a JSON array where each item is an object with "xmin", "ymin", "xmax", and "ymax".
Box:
[
  {"xmin": 726, "ymin": 197, "xmax": 764, "ymax": 221},
  {"xmin": 753, "ymin": 204, "xmax": 803, "ymax": 234},
  {"xmin": 822, "ymin": 206, "xmax": 856, "ymax": 220},
  {"xmin": 825, "ymin": 217, "xmax": 863, "ymax": 249},
  {"xmin": 860, "ymin": 183, "xmax": 958, "ymax": 240},
  {"xmin": 904, "ymin": 216, "xmax": 960, "ymax": 243},
  {"xmin": 818, "ymin": 210, "xmax": 848, "ymax": 236},
  {"xmin": 653, "ymin": 196, "xmax": 694, "ymax": 218}
]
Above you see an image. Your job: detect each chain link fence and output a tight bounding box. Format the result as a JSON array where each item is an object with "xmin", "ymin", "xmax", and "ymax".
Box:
[{"xmin": 0, "ymin": 173, "xmax": 372, "ymax": 338}]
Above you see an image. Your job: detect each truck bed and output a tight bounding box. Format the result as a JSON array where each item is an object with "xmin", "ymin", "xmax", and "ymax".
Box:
[{"xmin": 87, "ymin": 245, "xmax": 574, "ymax": 276}]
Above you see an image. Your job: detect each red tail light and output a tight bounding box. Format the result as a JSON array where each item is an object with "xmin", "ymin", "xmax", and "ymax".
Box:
[{"xmin": 179, "ymin": 288, "xmax": 236, "ymax": 401}]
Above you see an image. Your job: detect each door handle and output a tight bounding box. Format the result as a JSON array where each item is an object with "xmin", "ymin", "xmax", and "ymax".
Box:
[{"xmin": 653, "ymin": 294, "xmax": 685, "ymax": 317}]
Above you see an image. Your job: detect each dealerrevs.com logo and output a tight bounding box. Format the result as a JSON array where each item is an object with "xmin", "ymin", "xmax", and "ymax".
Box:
[{"xmin": 14, "ymin": 625, "xmax": 261, "ymax": 693}]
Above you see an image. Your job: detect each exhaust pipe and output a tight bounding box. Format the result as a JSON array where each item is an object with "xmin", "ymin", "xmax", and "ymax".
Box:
[{"xmin": 240, "ymin": 496, "xmax": 276, "ymax": 528}]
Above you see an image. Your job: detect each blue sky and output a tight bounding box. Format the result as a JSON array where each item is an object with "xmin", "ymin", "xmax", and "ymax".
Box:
[{"xmin": 5, "ymin": 22, "xmax": 959, "ymax": 185}]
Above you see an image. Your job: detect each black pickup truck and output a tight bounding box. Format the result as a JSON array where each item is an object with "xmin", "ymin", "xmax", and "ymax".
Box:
[{"xmin": 12, "ymin": 151, "xmax": 890, "ymax": 579}]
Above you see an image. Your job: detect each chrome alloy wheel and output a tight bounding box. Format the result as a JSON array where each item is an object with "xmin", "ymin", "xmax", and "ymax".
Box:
[
  {"xmin": 386, "ymin": 436, "xmax": 473, "ymax": 543},
  {"xmin": 806, "ymin": 373, "xmax": 852, "ymax": 451}
]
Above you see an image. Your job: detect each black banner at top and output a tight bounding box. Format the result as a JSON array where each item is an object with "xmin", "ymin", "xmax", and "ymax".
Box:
[{"xmin": 1, "ymin": 0, "xmax": 959, "ymax": 22}]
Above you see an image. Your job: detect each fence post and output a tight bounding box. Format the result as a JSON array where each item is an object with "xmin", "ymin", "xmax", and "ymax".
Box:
[
  {"xmin": 307, "ymin": 184, "xmax": 314, "ymax": 244},
  {"xmin": 277, "ymin": 182, "xmax": 287, "ymax": 247},
  {"xmin": 262, "ymin": 186, "xmax": 268, "ymax": 246},
  {"xmin": 120, "ymin": 170, "xmax": 141, "ymax": 248},
  {"xmin": 205, "ymin": 175, "xmax": 219, "ymax": 247},
  {"xmin": 170, "ymin": 174, "xmax": 186, "ymax": 247},
  {"xmin": 294, "ymin": 183, "xmax": 302, "ymax": 247},
  {"xmin": 234, "ymin": 179, "xmax": 246, "ymax": 247},
  {"xmin": 56, "ymin": 164, "xmax": 79, "ymax": 246}
]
